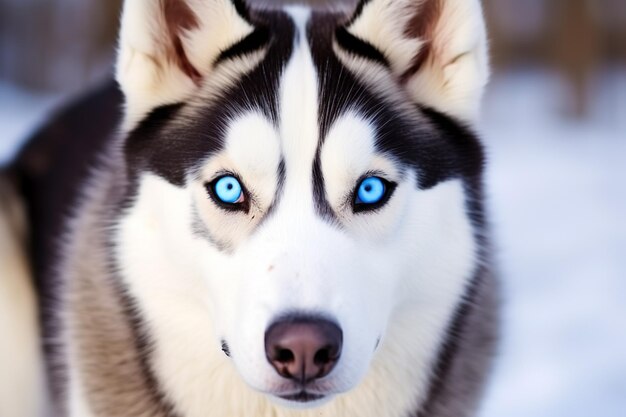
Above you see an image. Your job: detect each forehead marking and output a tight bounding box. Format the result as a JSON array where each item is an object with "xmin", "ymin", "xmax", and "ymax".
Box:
[{"xmin": 279, "ymin": 7, "xmax": 318, "ymax": 189}]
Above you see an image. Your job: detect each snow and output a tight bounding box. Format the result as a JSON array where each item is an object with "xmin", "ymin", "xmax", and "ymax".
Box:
[
  {"xmin": 0, "ymin": 70, "xmax": 625, "ymax": 416},
  {"xmin": 479, "ymin": 69, "xmax": 626, "ymax": 417}
]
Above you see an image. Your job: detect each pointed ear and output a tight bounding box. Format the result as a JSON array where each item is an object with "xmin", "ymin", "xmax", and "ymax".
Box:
[
  {"xmin": 116, "ymin": 0, "xmax": 254, "ymax": 122},
  {"xmin": 344, "ymin": 0, "xmax": 489, "ymax": 122}
]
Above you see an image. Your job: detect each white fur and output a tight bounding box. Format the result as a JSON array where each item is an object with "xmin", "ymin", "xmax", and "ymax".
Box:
[
  {"xmin": 112, "ymin": 174, "xmax": 477, "ymax": 417},
  {"xmin": 347, "ymin": 0, "xmax": 489, "ymax": 121},
  {"xmin": 195, "ymin": 112, "xmax": 282, "ymax": 249},
  {"xmin": 117, "ymin": 0, "xmax": 253, "ymax": 127},
  {"xmin": 279, "ymin": 7, "xmax": 319, "ymax": 183},
  {"xmin": 0, "ymin": 187, "xmax": 46, "ymax": 417},
  {"xmin": 348, "ymin": 0, "xmax": 424, "ymax": 75},
  {"xmin": 405, "ymin": 0, "xmax": 489, "ymax": 121},
  {"xmin": 320, "ymin": 112, "xmax": 399, "ymax": 206},
  {"xmin": 320, "ymin": 112, "xmax": 406, "ymax": 238},
  {"xmin": 105, "ymin": 7, "xmax": 480, "ymax": 417}
]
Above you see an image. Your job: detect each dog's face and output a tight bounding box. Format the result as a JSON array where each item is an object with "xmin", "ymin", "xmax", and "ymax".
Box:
[{"xmin": 115, "ymin": 0, "xmax": 488, "ymax": 413}]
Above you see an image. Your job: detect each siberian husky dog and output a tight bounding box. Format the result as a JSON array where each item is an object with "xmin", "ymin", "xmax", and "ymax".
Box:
[{"xmin": 0, "ymin": 0, "xmax": 498, "ymax": 416}]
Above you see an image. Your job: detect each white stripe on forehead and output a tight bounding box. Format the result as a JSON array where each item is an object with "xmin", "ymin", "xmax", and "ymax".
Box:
[{"xmin": 279, "ymin": 7, "xmax": 318, "ymax": 190}]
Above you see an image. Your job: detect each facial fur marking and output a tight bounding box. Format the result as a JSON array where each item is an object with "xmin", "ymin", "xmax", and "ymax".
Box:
[
  {"xmin": 125, "ymin": 12, "xmax": 296, "ymax": 192},
  {"xmin": 191, "ymin": 209, "xmax": 233, "ymax": 254},
  {"xmin": 277, "ymin": 7, "xmax": 321, "ymax": 218},
  {"xmin": 312, "ymin": 149, "xmax": 339, "ymax": 223},
  {"xmin": 230, "ymin": 0, "xmax": 251, "ymax": 21},
  {"xmin": 216, "ymin": 26, "xmax": 271, "ymax": 64},
  {"xmin": 309, "ymin": 14, "xmax": 485, "ymax": 195},
  {"xmin": 345, "ymin": 0, "xmax": 374, "ymax": 27},
  {"xmin": 335, "ymin": 26, "xmax": 389, "ymax": 67},
  {"xmin": 280, "ymin": 7, "xmax": 318, "ymax": 175},
  {"xmin": 253, "ymin": 159, "xmax": 286, "ymax": 231}
]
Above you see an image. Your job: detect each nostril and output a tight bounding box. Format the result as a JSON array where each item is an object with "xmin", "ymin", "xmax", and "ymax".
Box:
[
  {"xmin": 276, "ymin": 348, "xmax": 295, "ymax": 364},
  {"xmin": 313, "ymin": 346, "xmax": 333, "ymax": 366}
]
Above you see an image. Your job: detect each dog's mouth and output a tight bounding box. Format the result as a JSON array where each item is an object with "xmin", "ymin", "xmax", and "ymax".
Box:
[
  {"xmin": 278, "ymin": 390, "xmax": 326, "ymax": 403},
  {"xmin": 270, "ymin": 382, "xmax": 336, "ymax": 407}
]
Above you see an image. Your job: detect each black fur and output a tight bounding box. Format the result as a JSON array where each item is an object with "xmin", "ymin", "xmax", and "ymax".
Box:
[
  {"xmin": 335, "ymin": 26, "xmax": 389, "ymax": 67},
  {"xmin": 345, "ymin": 0, "xmax": 373, "ymax": 27},
  {"xmin": 216, "ymin": 26, "xmax": 271, "ymax": 64},
  {"xmin": 11, "ymin": 81, "xmax": 123, "ymax": 406},
  {"xmin": 231, "ymin": 0, "xmax": 252, "ymax": 21},
  {"xmin": 308, "ymin": 13, "xmax": 485, "ymax": 220},
  {"xmin": 124, "ymin": 11, "xmax": 295, "ymax": 189}
]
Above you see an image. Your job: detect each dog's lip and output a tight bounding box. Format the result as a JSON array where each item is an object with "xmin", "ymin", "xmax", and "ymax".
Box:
[
  {"xmin": 277, "ymin": 390, "xmax": 326, "ymax": 403},
  {"xmin": 272, "ymin": 384, "xmax": 331, "ymax": 403}
]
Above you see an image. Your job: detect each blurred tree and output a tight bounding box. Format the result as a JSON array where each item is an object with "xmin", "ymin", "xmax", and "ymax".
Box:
[
  {"xmin": 484, "ymin": 0, "xmax": 624, "ymax": 118},
  {"xmin": 0, "ymin": 0, "xmax": 623, "ymax": 118},
  {"xmin": 550, "ymin": 0, "xmax": 600, "ymax": 118}
]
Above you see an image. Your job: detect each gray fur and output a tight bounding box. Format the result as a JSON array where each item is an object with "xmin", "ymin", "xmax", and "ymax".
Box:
[
  {"xmin": 417, "ymin": 267, "xmax": 499, "ymax": 417},
  {"xmin": 58, "ymin": 156, "xmax": 178, "ymax": 417}
]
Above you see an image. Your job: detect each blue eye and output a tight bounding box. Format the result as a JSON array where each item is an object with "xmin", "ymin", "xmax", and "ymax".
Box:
[
  {"xmin": 213, "ymin": 176, "xmax": 244, "ymax": 204},
  {"xmin": 356, "ymin": 177, "xmax": 387, "ymax": 205}
]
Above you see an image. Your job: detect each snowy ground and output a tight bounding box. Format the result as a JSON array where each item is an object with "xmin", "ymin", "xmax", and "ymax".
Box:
[
  {"xmin": 0, "ymin": 71, "xmax": 625, "ymax": 416},
  {"xmin": 479, "ymin": 70, "xmax": 626, "ymax": 417}
]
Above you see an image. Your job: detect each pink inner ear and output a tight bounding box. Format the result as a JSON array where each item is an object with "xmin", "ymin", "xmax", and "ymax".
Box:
[
  {"xmin": 402, "ymin": 0, "xmax": 444, "ymax": 82},
  {"xmin": 162, "ymin": 0, "xmax": 202, "ymax": 83}
]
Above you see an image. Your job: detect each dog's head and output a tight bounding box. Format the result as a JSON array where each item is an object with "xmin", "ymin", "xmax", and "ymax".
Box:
[{"xmin": 114, "ymin": 0, "xmax": 488, "ymax": 413}]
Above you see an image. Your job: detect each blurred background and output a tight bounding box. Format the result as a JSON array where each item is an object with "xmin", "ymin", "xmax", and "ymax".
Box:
[{"xmin": 0, "ymin": 0, "xmax": 624, "ymax": 416}]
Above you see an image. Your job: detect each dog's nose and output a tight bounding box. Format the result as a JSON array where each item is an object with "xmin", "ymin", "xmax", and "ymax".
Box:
[{"xmin": 265, "ymin": 317, "xmax": 342, "ymax": 384}]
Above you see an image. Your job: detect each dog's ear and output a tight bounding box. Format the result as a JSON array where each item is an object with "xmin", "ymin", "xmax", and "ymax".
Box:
[
  {"xmin": 343, "ymin": 0, "xmax": 489, "ymax": 121},
  {"xmin": 116, "ymin": 0, "xmax": 254, "ymax": 123}
]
